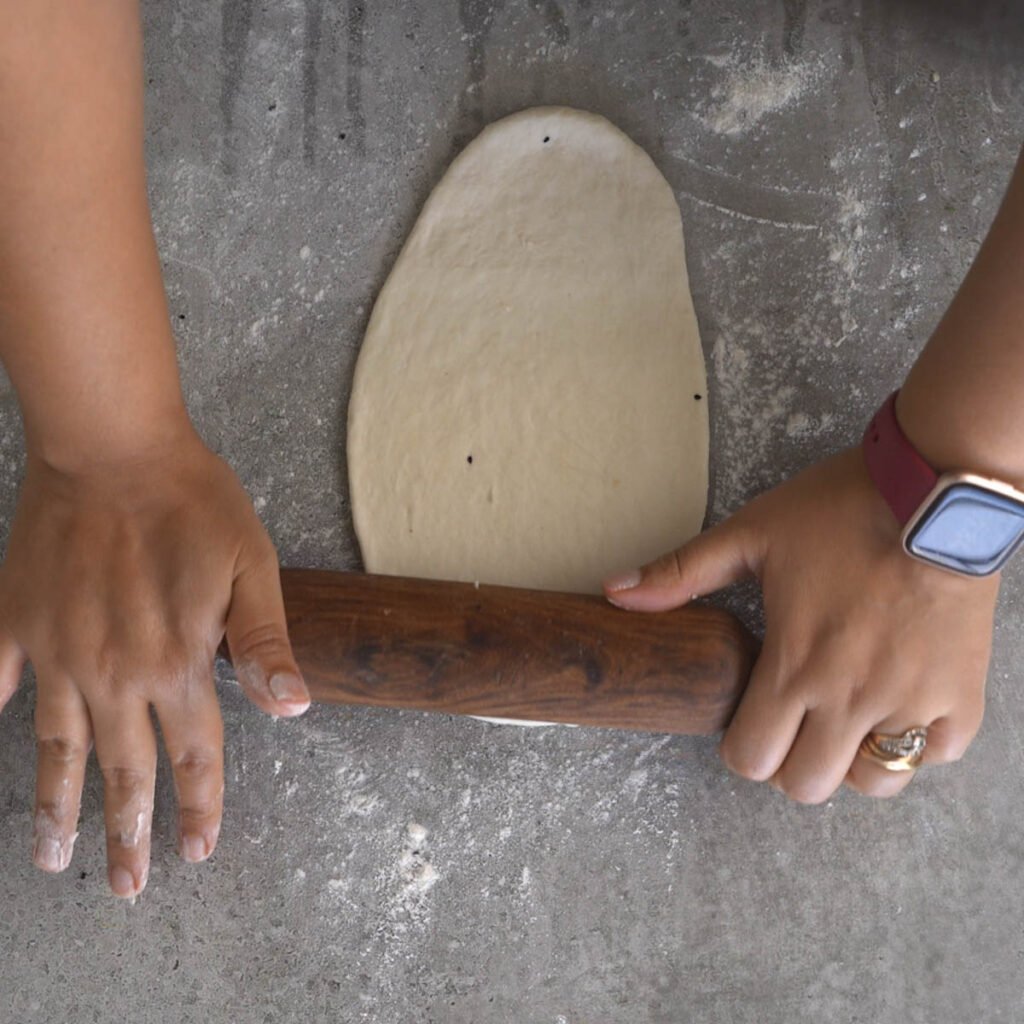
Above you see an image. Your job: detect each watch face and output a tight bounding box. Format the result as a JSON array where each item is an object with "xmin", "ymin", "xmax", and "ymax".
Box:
[{"xmin": 905, "ymin": 482, "xmax": 1024, "ymax": 576}]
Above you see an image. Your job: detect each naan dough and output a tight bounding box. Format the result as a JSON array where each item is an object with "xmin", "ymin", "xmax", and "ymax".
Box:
[{"xmin": 347, "ymin": 107, "xmax": 708, "ymax": 597}]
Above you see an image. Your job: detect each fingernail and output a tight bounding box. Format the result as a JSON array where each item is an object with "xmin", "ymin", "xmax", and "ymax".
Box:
[
  {"xmin": 110, "ymin": 865, "xmax": 137, "ymax": 898},
  {"xmin": 33, "ymin": 836, "xmax": 66, "ymax": 873},
  {"xmin": 269, "ymin": 672, "xmax": 310, "ymax": 708},
  {"xmin": 603, "ymin": 568, "xmax": 642, "ymax": 592},
  {"xmin": 180, "ymin": 835, "xmax": 208, "ymax": 863}
]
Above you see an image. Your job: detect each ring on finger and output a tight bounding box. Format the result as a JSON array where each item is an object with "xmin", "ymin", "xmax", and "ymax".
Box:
[{"xmin": 857, "ymin": 726, "xmax": 928, "ymax": 772}]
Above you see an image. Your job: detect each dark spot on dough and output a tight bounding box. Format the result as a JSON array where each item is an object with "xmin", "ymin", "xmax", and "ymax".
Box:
[
  {"xmin": 467, "ymin": 455, "xmax": 473, "ymax": 464},
  {"xmin": 543, "ymin": 135, "xmax": 551, "ymax": 143},
  {"xmin": 693, "ymin": 393, "xmax": 702, "ymax": 400}
]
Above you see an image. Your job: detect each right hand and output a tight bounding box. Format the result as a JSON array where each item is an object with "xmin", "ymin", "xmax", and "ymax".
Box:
[
  {"xmin": 605, "ymin": 447, "xmax": 996, "ymax": 804},
  {"xmin": 0, "ymin": 425, "xmax": 310, "ymax": 897}
]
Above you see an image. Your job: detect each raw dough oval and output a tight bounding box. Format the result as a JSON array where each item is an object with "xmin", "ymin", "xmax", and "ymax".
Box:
[{"xmin": 347, "ymin": 107, "xmax": 708, "ymax": 595}]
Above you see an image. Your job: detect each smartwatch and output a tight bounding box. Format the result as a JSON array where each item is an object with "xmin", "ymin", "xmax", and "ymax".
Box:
[{"xmin": 862, "ymin": 391, "xmax": 1024, "ymax": 577}]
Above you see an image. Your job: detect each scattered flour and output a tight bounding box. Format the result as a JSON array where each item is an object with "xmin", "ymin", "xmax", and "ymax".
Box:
[
  {"xmin": 519, "ymin": 865, "xmax": 532, "ymax": 894},
  {"xmin": 344, "ymin": 792, "xmax": 383, "ymax": 817},
  {"xmin": 710, "ymin": 318, "xmax": 797, "ymax": 514},
  {"xmin": 397, "ymin": 822, "xmax": 440, "ymax": 898},
  {"xmin": 786, "ymin": 410, "xmax": 835, "ymax": 439},
  {"xmin": 285, "ymin": 722, "xmax": 687, "ymax": 1017},
  {"xmin": 703, "ymin": 56, "xmax": 820, "ymax": 136},
  {"xmin": 829, "ymin": 191, "xmax": 868, "ymax": 275},
  {"xmin": 826, "ymin": 188, "xmax": 875, "ymax": 343},
  {"xmin": 623, "ymin": 769, "xmax": 649, "ymax": 805}
]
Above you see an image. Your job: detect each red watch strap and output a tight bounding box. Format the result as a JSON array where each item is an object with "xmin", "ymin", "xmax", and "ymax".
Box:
[{"xmin": 862, "ymin": 391, "xmax": 939, "ymax": 526}]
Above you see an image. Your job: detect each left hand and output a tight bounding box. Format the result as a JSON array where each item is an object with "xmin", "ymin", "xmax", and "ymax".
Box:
[
  {"xmin": 603, "ymin": 446, "xmax": 999, "ymax": 802},
  {"xmin": 0, "ymin": 427, "xmax": 310, "ymax": 896}
]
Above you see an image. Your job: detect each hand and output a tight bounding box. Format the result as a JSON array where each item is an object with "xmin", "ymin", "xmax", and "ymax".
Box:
[
  {"xmin": 603, "ymin": 447, "xmax": 999, "ymax": 802},
  {"xmin": 0, "ymin": 426, "xmax": 311, "ymax": 896}
]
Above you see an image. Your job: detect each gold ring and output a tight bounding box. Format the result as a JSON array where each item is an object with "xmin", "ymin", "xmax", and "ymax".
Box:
[{"xmin": 858, "ymin": 726, "xmax": 928, "ymax": 772}]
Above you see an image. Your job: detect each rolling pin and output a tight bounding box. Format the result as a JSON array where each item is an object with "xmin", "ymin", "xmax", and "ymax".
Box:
[{"xmin": 278, "ymin": 569, "xmax": 757, "ymax": 735}]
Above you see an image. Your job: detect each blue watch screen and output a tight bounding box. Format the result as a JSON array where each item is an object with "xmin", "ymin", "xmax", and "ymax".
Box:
[{"xmin": 906, "ymin": 482, "xmax": 1024, "ymax": 576}]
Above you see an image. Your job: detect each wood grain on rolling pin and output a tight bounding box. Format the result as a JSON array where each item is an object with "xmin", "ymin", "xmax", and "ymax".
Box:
[{"xmin": 279, "ymin": 569, "xmax": 757, "ymax": 735}]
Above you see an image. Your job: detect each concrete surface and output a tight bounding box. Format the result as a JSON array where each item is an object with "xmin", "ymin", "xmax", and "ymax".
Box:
[{"xmin": 2, "ymin": 1, "xmax": 1024, "ymax": 1021}]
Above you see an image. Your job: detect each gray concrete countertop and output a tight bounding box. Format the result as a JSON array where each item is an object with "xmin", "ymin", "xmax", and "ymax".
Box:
[{"xmin": 2, "ymin": 2, "xmax": 1023, "ymax": 1021}]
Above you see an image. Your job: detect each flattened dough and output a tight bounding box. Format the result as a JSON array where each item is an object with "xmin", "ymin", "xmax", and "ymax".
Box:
[{"xmin": 347, "ymin": 107, "xmax": 708, "ymax": 595}]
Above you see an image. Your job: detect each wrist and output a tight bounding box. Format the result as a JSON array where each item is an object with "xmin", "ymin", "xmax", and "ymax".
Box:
[
  {"xmin": 3, "ymin": 301, "xmax": 192, "ymax": 472},
  {"xmin": 863, "ymin": 392, "xmax": 1024, "ymax": 579},
  {"xmin": 898, "ymin": 361, "xmax": 1024, "ymax": 490},
  {"xmin": 25, "ymin": 401, "xmax": 199, "ymax": 477}
]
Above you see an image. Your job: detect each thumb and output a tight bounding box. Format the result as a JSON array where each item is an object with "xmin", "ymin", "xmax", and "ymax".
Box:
[
  {"xmin": 225, "ymin": 547, "xmax": 311, "ymax": 717},
  {"xmin": 602, "ymin": 515, "xmax": 761, "ymax": 612}
]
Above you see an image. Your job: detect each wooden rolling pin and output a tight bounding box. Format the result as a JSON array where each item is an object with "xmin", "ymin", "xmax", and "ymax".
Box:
[{"xmin": 278, "ymin": 569, "xmax": 757, "ymax": 735}]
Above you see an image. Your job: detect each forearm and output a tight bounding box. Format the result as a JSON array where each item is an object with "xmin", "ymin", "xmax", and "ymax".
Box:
[
  {"xmin": 0, "ymin": 0, "xmax": 187, "ymax": 471},
  {"xmin": 898, "ymin": 146, "xmax": 1024, "ymax": 486}
]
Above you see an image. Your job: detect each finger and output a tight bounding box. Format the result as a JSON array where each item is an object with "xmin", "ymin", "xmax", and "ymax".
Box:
[
  {"xmin": 845, "ymin": 701, "xmax": 982, "ymax": 798},
  {"xmin": 225, "ymin": 549, "xmax": 310, "ymax": 716},
  {"xmin": 845, "ymin": 713, "xmax": 925, "ymax": 798},
  {"xmin": 92, "ymin": 700, "xmax": 157, "ymax": 898},
  {"xmin": 844, "ymin": 757, "xmax": 918, "ymax": 799},
  {"xmin": 719, "ymin": 634, "xmax": 805, "ymax": 782},
  {"xmin": 153, "ymin": 675, "xmax": 224, "ymax": 863},
  {"xmin": 602, "ymin": 515, "xmax": 762, "ymax": 612},
  {"xmin": 33, "ymin": 671, "xmax": 91, "ymax": 873},
  {"xmin": 772, "ymin": 703, "xmax": 875, "ymax": 805},
  {"xmin": 918, "ymin": 704, "xmax": 985, "ymax": 766},
  {"xmin": 0, "ymin": 626, "xmax": 25, "ymax": 713}
]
